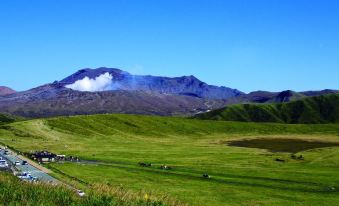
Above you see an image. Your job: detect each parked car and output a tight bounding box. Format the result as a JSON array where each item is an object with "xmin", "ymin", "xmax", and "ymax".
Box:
[
  {"xmin": 31, "ymin": 177, "xmax": 39, "ymax": 182},
  {"xmin": 22, "ymin": 161, "xmax": 28, "ymax": 165},
  {"xmin": 15, "ymin": 161, "xmax": 21, "ymax": 166},
  {"xmin": 0, "ymin": 160, "xmax": 8, "ymax": 168},
  {"xmin": 17, "ymin": 172, "xmax": 33, "ymax": 181}
]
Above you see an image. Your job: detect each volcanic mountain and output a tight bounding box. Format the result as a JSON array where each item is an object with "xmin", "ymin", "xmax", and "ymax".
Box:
[
  {"xmin": 59, "ymin": 67, "xmax": 243, "ymax": 99},
  {"xmin": 0, "ymin": 67, "xmax": 337, "ymax": 118},
  {"xmin": 0, "ymin": 68, "xmax": 242, "ymax": 118}
]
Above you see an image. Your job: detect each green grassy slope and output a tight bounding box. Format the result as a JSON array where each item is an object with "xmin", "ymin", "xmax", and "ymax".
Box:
[
  {"xmin": 1, "ymin": 114, "xmax": 339, "ymax": 205},
  {"xmin": 195, "ymin": 94, "xmax": 339, "ymax": 123},
  {"xmin": 0, "ymin": 172, "xmax": 179, "ymax": 206}
]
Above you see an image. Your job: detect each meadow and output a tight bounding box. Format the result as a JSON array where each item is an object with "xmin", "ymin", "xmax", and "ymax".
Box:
[
  {"xmin": 0, "ymin": 171, "xmax": 180, "ymax": 206},
  {"xmin": 0, "ymin": 114, "xmax": 339, "ymax": 205}
]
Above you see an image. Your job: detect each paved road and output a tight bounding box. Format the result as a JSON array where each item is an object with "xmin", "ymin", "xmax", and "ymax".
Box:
[{"xmin": 0, "ymin": 148, "xmax": 59, "ymax": 184}]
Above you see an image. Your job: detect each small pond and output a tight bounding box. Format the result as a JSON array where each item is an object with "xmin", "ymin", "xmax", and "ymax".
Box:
[{"xmin": 227, "ymin": 138, "xmax": 339, "ymax": 153}]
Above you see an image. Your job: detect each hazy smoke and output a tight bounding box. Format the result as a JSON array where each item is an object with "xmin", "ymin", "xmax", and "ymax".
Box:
[{"xmin": 65, "ymin": 72, "xmax": 115, "ymax": 92}]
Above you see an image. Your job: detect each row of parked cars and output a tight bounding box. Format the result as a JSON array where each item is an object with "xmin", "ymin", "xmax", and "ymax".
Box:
[
  {"xmin": 12, "ymin": 160, "xmax": 38, "ymax": 182},
  {"xmin": 1, "ymin": 149, "xmax": 27, "ymax": 167},
  {"xmin": 1, "ymin": 147, "xmax": 86, "ymax": 196},
  {"xmin": 15, "ymin": 160, "xmax": 28, "ymax": 166},
  {"xmin": 0, "ymin": 148, "xmax": 38, "ymax": 182},
  {"xmin": 0, "ymin": 147, "xmax": 9, "ymax": 169},
  {"xmin": 16, "ymin": 172, "xmax": 39, "ymax": 182}
]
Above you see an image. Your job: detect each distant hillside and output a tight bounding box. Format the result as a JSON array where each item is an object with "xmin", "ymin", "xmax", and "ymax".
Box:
[
  {"xmin": 0, "ymin": 113, "xmax": 23, "ymax": 125},
  {"xmin": 195, "ymin": 94, "xmax": 339, "ymax": 124},
  {"xmin": 0, "ymin": 86, "xmax": 16, "ymax": 96},
  {"xmin": 224, "ymin": 89, "xmax": 339, "ymax": 105}
]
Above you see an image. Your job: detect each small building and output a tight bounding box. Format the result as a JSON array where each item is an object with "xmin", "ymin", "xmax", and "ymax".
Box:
[{"xmin": 56, "ymin": 154, "xmax": 66, "ymax": 160}]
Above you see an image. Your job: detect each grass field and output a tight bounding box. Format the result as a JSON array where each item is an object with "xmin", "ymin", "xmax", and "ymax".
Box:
[
  {"xmin": 1, "ymin": 114, "xmax": 339, "ymax": 205},
  {"xmin": 0, "ymin": 171, "xmax": 179, "ymax": 206}
]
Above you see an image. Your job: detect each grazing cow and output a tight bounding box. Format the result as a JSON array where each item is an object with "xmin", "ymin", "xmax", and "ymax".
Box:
[
  {"xmin": 291, "ymin": 154, "xmax": 297, "ymax": 159},
  {"xmin": 275, "ymin": 158, "xmax": 285, "ymax": 162},
  {"xmin": 160, "ymin": 165, "xmax": 172, "ymax": 170},
  {"xmin": 202, "ymin": 174, "xmax": 211, "ymax": 179},
  {"xmin": 138, "ymin": 162, "xmax": 152, "ymax": 167},
  {"xmin": 297, "ymin": 155, "xmax": 304, "ymax": 160},
  {"xmin": 291, "ymin": 154, "xmax": 304, "ymax": 160},
  {"xmin": 160, "ymin": 165, "xmax": 167, "ymax": 169}
]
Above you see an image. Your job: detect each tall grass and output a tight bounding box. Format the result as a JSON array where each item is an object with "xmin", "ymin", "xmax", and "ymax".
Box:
[{"xmin": 0, "ymin": 172, "xmax": 185, "ymax": 206}]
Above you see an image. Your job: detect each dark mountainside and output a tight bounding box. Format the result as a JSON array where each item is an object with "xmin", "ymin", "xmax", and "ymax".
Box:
[
  {"xmin": 0, "ymin": 67, "xmax": 337, "ymax": 119},
  {"xmin": 0, "ymin": 86, "xmax": 16, "ymax": 96},
  {"xmin": 0, "ymin": 68, "xmax": 236, "ymax": 118},
  {"xmin": 195, "ymin": 94, "xmax": 339, "ymax": 124},
  {"xmin": 59, "ymin": 67, "xmax": 243, "ymax": 99},
  {"xmin": 0, "ymin": 84, "xmax": 227, "ymax": 118},
  {"xmin": 224, "ymin": 89, "xmax": 339, "ymax": 105}
]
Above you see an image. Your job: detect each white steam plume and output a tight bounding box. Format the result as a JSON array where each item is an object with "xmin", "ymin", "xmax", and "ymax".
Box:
[{"xmin": 65, "ymin": 72, "xmax": 115, "ymax": 92}]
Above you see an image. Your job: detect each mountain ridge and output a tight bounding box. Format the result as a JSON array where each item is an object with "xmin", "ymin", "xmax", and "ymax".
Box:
[
  {"xmin": 0, "ymin": 83, "xmax": 228, "ymax": 118},
  {"xmin": 58, "ymin": 67, "xmax": 243, "ymax": 99},
  {"xmin": 223, "ymin": 89, "xmax": 339, "ymax": 105},
  {"xmin": 195, "ymin": 93, "xmax": 339, "ymax": 124},
  {"xmin": 0, "ymin": 67, "xmax": 338, "ymax": 118},
  {"xmin": 0, "ymin": 86, "xmax": 16, "ymax": 96}
]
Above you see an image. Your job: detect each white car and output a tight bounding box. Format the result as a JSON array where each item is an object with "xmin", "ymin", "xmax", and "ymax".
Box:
[
  {"xmin": 15, "ymin": 161, "xmax": 21, "ymax": 166},
  {"xmin": 17, "ymin": 172, "xmax": 32, "ymax": 179},
  {"xmin": 0, "ymin": 160, "xmax": 8, "ymax": 168},
  {"xmin": 77, "ymin": 190, "xmax": 85, "ymax": 197}
]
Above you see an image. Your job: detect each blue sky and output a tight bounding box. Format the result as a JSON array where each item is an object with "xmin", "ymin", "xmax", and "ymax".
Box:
[{"xmin": 0, "ymin": 0, "xmax": 338, "ymax": 93}]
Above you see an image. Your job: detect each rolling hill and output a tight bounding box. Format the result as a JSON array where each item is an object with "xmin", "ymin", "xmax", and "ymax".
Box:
[
  {"xmin": 223, "ymin": 89, "xmax": 339, "ymax": 104},
  {"xmin": 195, "ymin": 94, "xmax": 339, "ymax": 123},
  {"xmin": 1, "ymin": 114, "xmax": 339, "ymax": 205}
]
